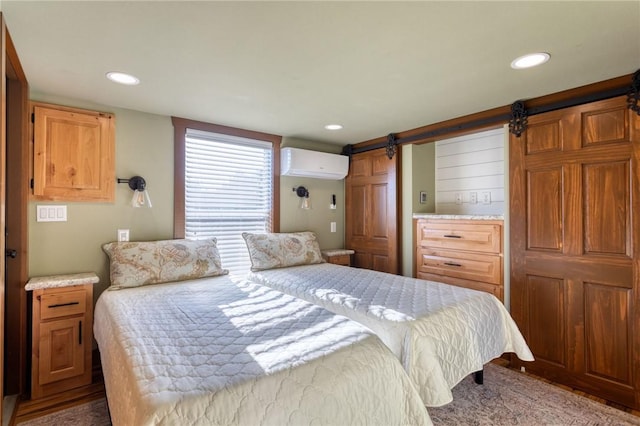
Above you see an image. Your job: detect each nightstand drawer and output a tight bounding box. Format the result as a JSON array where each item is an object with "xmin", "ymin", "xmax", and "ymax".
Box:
[
  {"xmin": 321, "ymin": 249, "xmax": 354, "ymax": 267},
  {"xmin": 39, "ymin": 289, "xmax": 87, "ymax": 320},
  {"xmin": 327, "ymin": 254, "xmax": 351, "ymax": 266}
]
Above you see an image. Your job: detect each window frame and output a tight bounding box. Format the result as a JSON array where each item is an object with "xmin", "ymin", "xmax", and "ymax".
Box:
[{"xmin": 172, "ymin": 116, "xmax": 281, "ymax": 239}]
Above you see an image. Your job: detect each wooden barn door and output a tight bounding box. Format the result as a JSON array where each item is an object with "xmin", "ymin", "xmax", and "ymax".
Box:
[
  {"xmin": 345, "ymin": 148, "xmax": 398, "ymax": 274},
  {"xmin": 510, "ymin": 96, "xmax": 640, "ymax": 409}
]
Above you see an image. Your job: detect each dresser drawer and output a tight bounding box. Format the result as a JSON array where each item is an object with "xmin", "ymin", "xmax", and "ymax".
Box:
[
  {"xmin": 416, "ymin": 247, "xmax": 502, "ymax": 285},
  {"xmin": 39, "ymin": 289, "xmax": 87, "ymax": 320},
  {"xmin": 417, "ymin": 221, "xmax": 501, "ymax": 254},
  {"xmin": 417, "ymin": 271, "xmax": 502, "ymax": 300}
]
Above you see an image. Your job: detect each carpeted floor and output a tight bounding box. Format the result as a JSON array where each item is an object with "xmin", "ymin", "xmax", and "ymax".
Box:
[
  {"xmin": 17, "ymin": 364, "xmax": 640, "ymax": 425},
  {"xmin": 17, "ymin": 398, "xmax": 110, "ymax": 426},
  {"xmin": 429, "ymin": 364, "xmax": 640, "ymax": 425}
]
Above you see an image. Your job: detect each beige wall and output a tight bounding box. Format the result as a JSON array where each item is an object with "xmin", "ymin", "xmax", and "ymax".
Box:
[
  {"xmin": 28, "ymin": 92, "xmax": 175, "ymax": 300},
  {"xmin": 280, "ymin": 138, "xmax": 346, "ymax": 250},
  {"xmin": 400, "ymin": 143, "xmax": 436, "ymax": 277},
  {"xmin": 28, "ymin": 94, "xmax": 347, "ymax": 300},
  {"xmin": 412, "ymin": 143, "xmax": 436, "ymax": 214}
]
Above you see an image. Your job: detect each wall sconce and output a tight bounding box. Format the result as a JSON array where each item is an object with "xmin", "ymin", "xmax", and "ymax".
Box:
[
  {"xmin": 117, "ymin": 176, "xmax": 152, "ymax": 208},
  {"xmin": 330, "ymin": 194, "xmax": 337, "ymax": 209},
  {"xmin": 293, "ymin": 186, "xmax": 311, "ymax": 209}
]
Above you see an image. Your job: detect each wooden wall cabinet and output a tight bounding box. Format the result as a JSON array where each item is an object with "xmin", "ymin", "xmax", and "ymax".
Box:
[
  {"xmin": 27, "ymin": 273, "xmax": 98, "ymax": 399},
  {"xmin": 415, "ymin": 217, "xmax": 504, "ymax": 301},
  {"xmin": 32, "ymin": 102, "xmax": 115, "ymax": 202}
]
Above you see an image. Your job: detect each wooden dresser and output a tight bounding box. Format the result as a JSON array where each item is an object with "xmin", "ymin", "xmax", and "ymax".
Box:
[{"xmin": 415, "ymin": 216, "xmax": 504, "ymax": 301}]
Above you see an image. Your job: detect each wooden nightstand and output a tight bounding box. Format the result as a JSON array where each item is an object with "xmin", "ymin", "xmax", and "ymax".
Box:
[
  {"xmin": 321, "ymin": 249, "xmax": 355, "ymax": 266},
  {"xmin": 26, "ymin": 272, "xmax": 99, "ymax": 399}
]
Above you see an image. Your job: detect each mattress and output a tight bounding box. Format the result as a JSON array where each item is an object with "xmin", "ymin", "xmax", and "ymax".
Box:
[
  {"xmin": 94, "ymin": 275, "xmax": 431, "ymax": 426},
  {"xmin": 248, "ymin": 263, "xmax": 534, "ymax": 407}
]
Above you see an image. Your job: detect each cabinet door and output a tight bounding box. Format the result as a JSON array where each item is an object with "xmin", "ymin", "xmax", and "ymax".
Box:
[
  {"xmin": 38, "ymin": 316, "xmax": 85, "ymax": 385},
  {"xmin": 510, "ymin": 95, "xmax": 640, "ymax": 409},
  {"xmin": 33, "ymin": 103, "xmax": 115, "ymax": 201},
  {"xmin": 345, "ymin": 148, "xmax": 398, "ymax": 273}
]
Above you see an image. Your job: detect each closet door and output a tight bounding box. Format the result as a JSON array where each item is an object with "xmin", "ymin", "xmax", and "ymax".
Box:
[
  {"xmin": 345, "ymin": 148, "xmax": 398, "ymax": 274},
  {"xmin": 510, "ymin": 96, "xmax": 640, "ymax": 409}
]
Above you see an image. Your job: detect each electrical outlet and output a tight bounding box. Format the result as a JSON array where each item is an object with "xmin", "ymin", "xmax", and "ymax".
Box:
[
  {"xmin": 482, "ymin": 191, "xmax": 491, "ymax": 204},
  {"xmin": 117, "ymin": 229, "xmax": 130, "ymax": 242},
  {"xmin": 419, "ymin": 191, "xmax": 427, "ymax": 204},
  {"xmin": 469, "ymin": 192, "xmax": 477, "ymax": 204},
  {"xmin": 455, "ymin": 193, "xmax": 463, "ymax": 204}
]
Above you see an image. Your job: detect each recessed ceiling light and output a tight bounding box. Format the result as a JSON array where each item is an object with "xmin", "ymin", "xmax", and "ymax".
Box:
[
  {"xmin": 510, "ymin": 52, "xmax": 550, "ymax": 70},
  {"xmin": 324, "ymin": 124, "xmax": 343, "ymax": 130},
  {"xmin": 106, "ymin": 71, "xmax": 140, "ymax": 85}
]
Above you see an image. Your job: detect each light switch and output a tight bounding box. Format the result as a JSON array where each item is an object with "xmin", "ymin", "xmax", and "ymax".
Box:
[
  {"xmin": 330, "ymin": 222, "xmax": 337, "ymax": 233},
  {"xmin": 36, "ymin": 205, "xmax": 67, "ymax": 222}
]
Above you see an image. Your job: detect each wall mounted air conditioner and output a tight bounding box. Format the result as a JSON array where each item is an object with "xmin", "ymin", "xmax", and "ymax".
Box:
[{"xmin": 281, "ymin": 147, "xmax": 349, "ymax": 180}]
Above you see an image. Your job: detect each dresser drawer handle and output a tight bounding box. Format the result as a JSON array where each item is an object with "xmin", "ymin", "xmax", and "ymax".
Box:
[
  {"xmin": 48, "ymin": 301, "xmax": 80, "ymax": 309},
  {"xmin": 443, "ymin": 234, "xmax": 461, "ymax": 238},
  {"xmin": 444, "ymin": 262, "xmax": 462, "ymax": 267}
]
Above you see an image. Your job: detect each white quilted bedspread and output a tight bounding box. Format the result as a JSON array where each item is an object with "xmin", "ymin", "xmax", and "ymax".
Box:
[
  {"xmin": 94, "ymin": 276, "xmax": 431, "ymax": 426},
  {"xmin": 248, "ymin": 264, "xmax": 534, "ymax": 407}
]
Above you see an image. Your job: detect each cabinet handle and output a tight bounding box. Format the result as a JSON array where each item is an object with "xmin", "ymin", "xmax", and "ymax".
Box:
[
  {"xmin": 48, "ymin": 301, "xmax": 80, "ymax": 309},
  {"xmin": 79, "ymin": 321, "xmax": 82, "ymax": 345},
  {"xmin": 444, "ymin": 262, "xmax": 462, "ymax": 267},
  {"xmin": 443, "ymin": 234, "xmax": 461, "ymax": 239}
]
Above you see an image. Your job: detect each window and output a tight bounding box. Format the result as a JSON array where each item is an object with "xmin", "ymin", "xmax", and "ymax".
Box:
[{"xmin": 173, "ymin": 117, "xmax": 280, "ymax": 276}]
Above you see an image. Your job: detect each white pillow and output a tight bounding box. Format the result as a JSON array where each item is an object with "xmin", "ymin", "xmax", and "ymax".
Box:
[
  {"xmin": 102, "ymin": 238, "xmax": 228, "ymax": 289},
  {"xmin": 242, "ymin": 232, "xmax": 324, "ymax": 271}
]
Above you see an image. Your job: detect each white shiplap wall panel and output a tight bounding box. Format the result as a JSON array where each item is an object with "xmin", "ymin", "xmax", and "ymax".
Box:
[
  {"xmin": 436, "ymin": 133, "xmax": 504, "ymax": 155},
  {"xmin": 436, "ymin": 128, "xmax": 505, "ymax": 215},
  {"xmin": 436, "ymin": 160, "xmax": 504, "ymax": 180},
  {"xmin": 436, "ymin": 173, "xmax": 504, "ymax": 192}
]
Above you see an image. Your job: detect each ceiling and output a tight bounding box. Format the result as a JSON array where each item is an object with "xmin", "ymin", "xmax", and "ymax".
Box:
[{"xmin": 2, "ymin": 1, "xmax": 639, "ymax": 146}]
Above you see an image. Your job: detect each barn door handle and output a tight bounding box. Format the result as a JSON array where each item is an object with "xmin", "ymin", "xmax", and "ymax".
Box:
[
  {"xmin": 443, "ymin": 235, "xmax": 461, "ymax": 239},
  {"xmin": 444, "ymin": 262, "xmax": 462, "ymax": 267}
]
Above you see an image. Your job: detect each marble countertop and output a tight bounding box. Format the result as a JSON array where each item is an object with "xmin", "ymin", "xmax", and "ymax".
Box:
[
  {"xmin": 321, "ymin": 249, "xmax": 355, "ymax": 257},
  {"xmin": 413, "ymin": 213, "xmax": 504, "ymax": 221},
  {"xmin": 26, "ymin": 272, "xmax": 100, "ymax": 291}
]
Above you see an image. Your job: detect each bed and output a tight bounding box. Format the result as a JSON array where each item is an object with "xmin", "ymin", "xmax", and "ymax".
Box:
[
  {"xmin": 96, "ymin": 239, "xmax": 431, "ymax": 426},
  {"xmin": 242, "ymin": 232, "xmax": 535, "ymax": 408}
]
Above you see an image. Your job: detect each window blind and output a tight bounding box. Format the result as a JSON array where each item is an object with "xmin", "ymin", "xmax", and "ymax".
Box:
[{"xmin": 185, "ymin": 128, "xmax": 273, "ymax": 276}]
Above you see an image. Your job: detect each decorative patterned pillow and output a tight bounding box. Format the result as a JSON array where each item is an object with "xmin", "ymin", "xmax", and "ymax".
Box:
[
  {"xmin": 102, "ymin": 238, "xmax": 228, "ymax": 289},
  {"xmin": 242, "ymin": 232, "xmax": 324, "ymax": 271}
]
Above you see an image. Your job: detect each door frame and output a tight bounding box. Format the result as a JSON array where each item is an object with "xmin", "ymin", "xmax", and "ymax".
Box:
[{"xmin": 2, "ymin": 12, "xmax": 30, "ymax": 407}]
